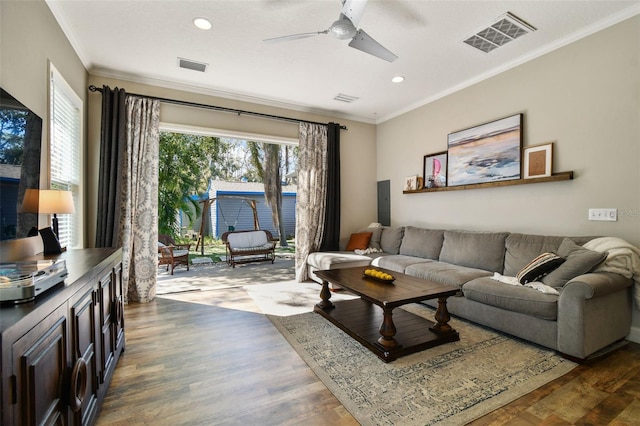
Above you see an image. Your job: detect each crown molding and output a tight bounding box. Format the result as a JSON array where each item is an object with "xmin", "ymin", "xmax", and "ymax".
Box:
[{"xmin": 376, "ymin": 4, "xmax": 640, "ymax": 124}]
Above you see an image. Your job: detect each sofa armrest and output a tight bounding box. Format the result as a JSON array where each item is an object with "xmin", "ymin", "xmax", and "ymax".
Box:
[
  {"xmin": 557, "ymin": 272, "xmax": 632, "ymax": 359},
  {"xmin": 561, "ymin": 272, "xmax": 632, "ymax": 300}
]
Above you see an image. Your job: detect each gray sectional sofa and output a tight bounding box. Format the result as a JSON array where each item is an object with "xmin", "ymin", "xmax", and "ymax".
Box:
[{"xmin": 306, "ymin": 225, "xmax": 634, "ymax": 359}]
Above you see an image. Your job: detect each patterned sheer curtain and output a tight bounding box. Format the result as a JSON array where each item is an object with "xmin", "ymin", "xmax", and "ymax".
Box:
[
  {"xmin": 95, "ymin": 89, "xmax": 160, "ymax": 303},
  {"xmin": 120, "ymin": 96, "xmax": 160, "ymax": 303},
  {"xmin": 295, "ymin": 122, "xmax": 328, "ymax": 282}
]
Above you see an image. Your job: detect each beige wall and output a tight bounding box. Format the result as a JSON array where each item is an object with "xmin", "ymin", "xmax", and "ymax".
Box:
[
  {"xmin": 377, "ymin": 16, "xmax": 640, "ymax": 330},
  {"xmin": 0, "ymin": 0, "xmax": 87, "ymax": 259},
  {"xmin": 85, "ymin": 76, "xmax": 378, "ymax": 248}
]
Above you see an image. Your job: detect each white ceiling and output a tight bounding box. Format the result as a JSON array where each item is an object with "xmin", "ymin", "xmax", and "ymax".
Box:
[{"xmin": 46, "ymin": 0, "xmax": 639, "ymax": 124}]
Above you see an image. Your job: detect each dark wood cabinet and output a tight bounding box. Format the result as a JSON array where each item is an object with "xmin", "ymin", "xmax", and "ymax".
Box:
[
  {"xmin": 69, "ymin": 286, "xmax": 99, "ymax": 425},
  {"xmin": 1, "ymin": 248, "xmax": 124, "ymax": 426},
  {"xmin": 11, "ymin": 303, "xmax": 69, "ymax": 425}
]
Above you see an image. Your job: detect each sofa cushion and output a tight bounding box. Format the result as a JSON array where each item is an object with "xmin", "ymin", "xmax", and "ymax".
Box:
[
  {"xmin": 371, "ymin": 255, "xmax": 433, "ymax": 273},
  {"xmin": 399, "ymin": 226, "xmax": 444, "ymax": 259},
  {"xmin": 380, "ymin": 226, "xmax": 404, "ymax": 254},
  {"xmin": 516, "ymin": 252, "xmax": 566, "ymax": 284},
  {"xmin": 306, "ymin": 251, "xmax": 372, "ymax": 271},
  {"xmin": 345, "ymin": 232, "xmax": 372, "ymax": 251},
  {"xmin": 439, "ymin": 230, "xmax": 508, "ymax": 272},
  {"xmin": 542, "ymin": 238, "xmax": 607, "ymax": 289},
  {"xmin": 405, "ymin": 261, "xmax": 492, "ymax": 289},
  {"xmin": 463, "ymin": 277, "xmax": 559, "ymax": 320},
  {"xmin": 359, "ymin": 226, "xmax": 383, "ymax": 250},
  {"xmin": 504, "ymin": 233, "xmax": 596, "ymax": 277}
]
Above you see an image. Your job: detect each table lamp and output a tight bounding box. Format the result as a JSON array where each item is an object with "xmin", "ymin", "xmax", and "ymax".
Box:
[{"xmin": 20, "ymin": 189, "xmax": 75, "ymax": 253}]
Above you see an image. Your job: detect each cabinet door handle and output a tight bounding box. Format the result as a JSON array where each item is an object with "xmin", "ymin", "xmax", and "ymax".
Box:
[
  {"xmin": 69, "ymin": 357, "xmax": 88, "ymax": 412},
  {"xmin": 113, "ymin": 296, "xmax": 124, "ymax": 326}
]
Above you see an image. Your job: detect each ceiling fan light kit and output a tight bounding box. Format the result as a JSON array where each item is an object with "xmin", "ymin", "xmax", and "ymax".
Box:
[
  {"xmin": 264, "ymin": 0, "xmax": 397, "ymax": 62},
  {"xmin": 329, "ymin": 15, "xmax": 357, "ymax": 39}
]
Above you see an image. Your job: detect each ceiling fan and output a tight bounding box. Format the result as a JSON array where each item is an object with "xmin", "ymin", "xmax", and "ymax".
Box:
[{"xmin": 264, "ymin": 0, "xmax": 398, "ymax": 62}]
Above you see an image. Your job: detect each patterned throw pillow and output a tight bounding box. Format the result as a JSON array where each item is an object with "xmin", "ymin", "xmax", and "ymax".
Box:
[{"xmin": 516, "ymin": 252, "xmax": 566, "ymax": 284}]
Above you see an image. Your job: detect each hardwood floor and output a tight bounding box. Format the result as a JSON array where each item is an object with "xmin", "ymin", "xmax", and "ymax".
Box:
[{"xmin": 97, "ymin": 285, "xmax": 640, "ymax": 425}]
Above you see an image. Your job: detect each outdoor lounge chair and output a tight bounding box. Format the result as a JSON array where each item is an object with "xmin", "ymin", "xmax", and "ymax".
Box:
[
  {"xmin": 222, "ymin": 229, "xmax": 276, "ymax": 268},
  {"xmin": 158, "ymin": 234, "xmax": 191, "ymax": 274}
]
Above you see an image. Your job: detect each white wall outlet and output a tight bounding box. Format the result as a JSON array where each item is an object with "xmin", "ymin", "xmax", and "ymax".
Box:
[{"xmin": 588, "ymin": 208, "xmax": 617, "ymax": 221}]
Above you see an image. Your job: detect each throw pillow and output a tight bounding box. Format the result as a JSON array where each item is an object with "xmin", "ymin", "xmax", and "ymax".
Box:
[
  {"xmin": 346, "ymin": 232, "xmax": 373, "ymax": 251},
  {"xmin": 516, "ymin": 252, "xmax": 566, "ymax": 284},
  {"xmin": 359, "ymin": 226, "xmax": 383, "ymax": 250},
  {"xmin": 541, "ymin": 238, "xmax": 607, "ymax": 288}
]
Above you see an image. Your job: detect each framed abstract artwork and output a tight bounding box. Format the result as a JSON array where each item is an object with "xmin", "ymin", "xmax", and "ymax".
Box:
[
  {"xmin": 523, "ymin": 142, "xmax": 553, "ymax": 179},
  {"xmin": 423, "ymin": 151, "xmax": 447, "ymax": 188},
  {"xmin": 447, "ymin": 114, "xmax": 523, "ymax": 186}
]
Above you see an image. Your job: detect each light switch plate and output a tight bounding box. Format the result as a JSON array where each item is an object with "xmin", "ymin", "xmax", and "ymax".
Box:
[{"xmin": 588, "ymin": 208, "xmax": 617, "ymax": 221}]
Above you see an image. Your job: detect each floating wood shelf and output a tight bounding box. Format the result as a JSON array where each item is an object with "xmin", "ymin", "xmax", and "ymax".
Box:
[{"xmin": 403, "ymin": 171, "xmax": 573, "ymax": 194}]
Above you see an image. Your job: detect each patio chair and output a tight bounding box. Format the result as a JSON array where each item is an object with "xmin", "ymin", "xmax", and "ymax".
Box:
[{"xmin": 158, "ymin": 234, "xmax": 191, "ymax": 274}]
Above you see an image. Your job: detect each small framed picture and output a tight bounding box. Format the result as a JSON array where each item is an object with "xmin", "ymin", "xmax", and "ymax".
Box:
[
  {"xmin": 523, "ymin": 143, "xmax": 553, "ymax": 179},
  {"xmin": 404, "ymin": 175, "xmax": 418, "ymax": 191},
  {"xmin": 423, "ymin": 151, "xmax": 447, "ymax": 188}
]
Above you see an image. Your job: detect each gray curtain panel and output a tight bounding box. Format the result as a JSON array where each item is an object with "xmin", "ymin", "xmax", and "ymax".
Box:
[
  {"xmin": 319, "ymin": 122, "xmax": 341, "ymax": 252},
  {"xmin": 95, "ymin": 86, "xmax": 126, "ymax": 248},
  {"xmin": 295, "ymin": 122, "xmax": 328, "ymax": 282}
]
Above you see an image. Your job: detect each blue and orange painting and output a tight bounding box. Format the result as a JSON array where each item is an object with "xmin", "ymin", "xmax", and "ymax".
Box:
[{"xmin": 447, "ymin": 114, "xmax": 522, "ymax": 186}]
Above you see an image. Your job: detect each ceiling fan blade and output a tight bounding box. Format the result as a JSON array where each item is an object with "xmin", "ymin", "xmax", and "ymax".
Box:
[
  {"xmin": 348, "ymin": 29, "xmax": 398, "ymax": 62},
  {"xmin": 341, "ymin": 0, "xmax": 368, "ymax": 28},
  {"xmin": 263, "ymin": 31, "xmax": 328, "ymax": 43}
]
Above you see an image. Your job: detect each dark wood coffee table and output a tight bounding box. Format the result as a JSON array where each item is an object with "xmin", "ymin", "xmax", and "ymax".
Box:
[{"xmin": 314, "ymin": 266, "xmax": 460, "ymax": 362}]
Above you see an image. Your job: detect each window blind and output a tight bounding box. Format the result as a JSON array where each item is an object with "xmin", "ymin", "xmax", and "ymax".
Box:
[{"xmin": 50, "ymin": 65, "xmax": 82, "ymax": 248}]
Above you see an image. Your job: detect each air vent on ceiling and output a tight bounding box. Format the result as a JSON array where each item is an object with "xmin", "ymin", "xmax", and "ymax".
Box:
[
  {"xmin": 334, "ymin": 93, "xmax": 359, "ymax": 103},
  {"xmin": 177, "ymin": 57, "xmax": 208, "ymax": 72},
  {"xmin": 463, "ymin": 12, "xmax": 536, "ymax": 53}
]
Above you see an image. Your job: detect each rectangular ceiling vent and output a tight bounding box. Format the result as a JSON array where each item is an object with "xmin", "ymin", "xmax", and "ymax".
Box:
[
  {"xmin": 464, "ymin": 12, "xmax": 536, "ymax": 53},
  {"xmin": 334, "ymin": 93, "xmax": 359, "ymax": 103},
  {"xmin": 178, "ymin": 57, "xmax": 208, "ymax": 72}
]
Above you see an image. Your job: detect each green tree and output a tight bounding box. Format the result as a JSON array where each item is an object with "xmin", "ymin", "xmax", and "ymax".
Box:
[
  {"xmin": 158, "ymin": 132, "xmax": 229, "ymax": 237},
  {"xmin": 247, "ymin": 141, "xmax": 289, "ymax": 247},
  {"xmin": 0, "ymin": 109, "xmax": 27, "ymax": 164}
]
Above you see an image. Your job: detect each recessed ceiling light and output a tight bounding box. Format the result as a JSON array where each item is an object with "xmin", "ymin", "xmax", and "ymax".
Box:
[
  {"xmin": 193, "ymin": 17, "xmax": 212, "ymax": 30},
  {"xmin": 392, "ymin": 76, "xmax": 405, "ymax": 83}
]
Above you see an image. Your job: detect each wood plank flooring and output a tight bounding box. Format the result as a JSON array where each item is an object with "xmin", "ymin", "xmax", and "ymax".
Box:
[{"xmin": 97, "ymin": 285, "xmax": 640, "ymax": 425}]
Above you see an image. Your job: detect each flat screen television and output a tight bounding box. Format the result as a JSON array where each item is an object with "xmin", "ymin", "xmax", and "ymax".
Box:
[{"xmin": 0, "ymin": 88, "xmax": 42, "ymax": 241}]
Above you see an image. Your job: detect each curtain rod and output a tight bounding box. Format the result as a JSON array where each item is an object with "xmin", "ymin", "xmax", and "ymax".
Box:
[{"xmin": 88, "ymin": 85, "xmax": 347, "ymax": 130}]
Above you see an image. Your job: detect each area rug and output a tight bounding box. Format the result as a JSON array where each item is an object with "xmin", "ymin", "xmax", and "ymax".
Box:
[{"xmin": 269, "ymin": 304, "xmax": 577, "ymax": 426}]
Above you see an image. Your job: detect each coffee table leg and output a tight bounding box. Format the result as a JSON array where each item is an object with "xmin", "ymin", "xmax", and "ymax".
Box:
[
  {"xmin": 315, "ymin": 279, "xmax": 334, "ymax": 310},
  {"xmin": 377, "ymin": 307, "xmax": 398, "ymax": 348},
  {"xmin": 430, "ymin": 296, "xmax": 455, "ymax": 335}
]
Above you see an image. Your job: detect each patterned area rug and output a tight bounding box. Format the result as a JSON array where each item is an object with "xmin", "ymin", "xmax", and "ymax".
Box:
[{"xmin": 269, "ymin": 303, "xmax": 577, "ymax": 426}]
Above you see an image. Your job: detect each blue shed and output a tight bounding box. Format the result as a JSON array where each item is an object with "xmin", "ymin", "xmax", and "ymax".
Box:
[{"xmin": 186, "ymin": 180, "xmax": 296, "ymax": 240}]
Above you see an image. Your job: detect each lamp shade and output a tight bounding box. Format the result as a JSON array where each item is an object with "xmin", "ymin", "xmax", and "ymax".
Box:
[{"xmin": 20, "ymin": 189, "xmax": 75, "ymax": 214}]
